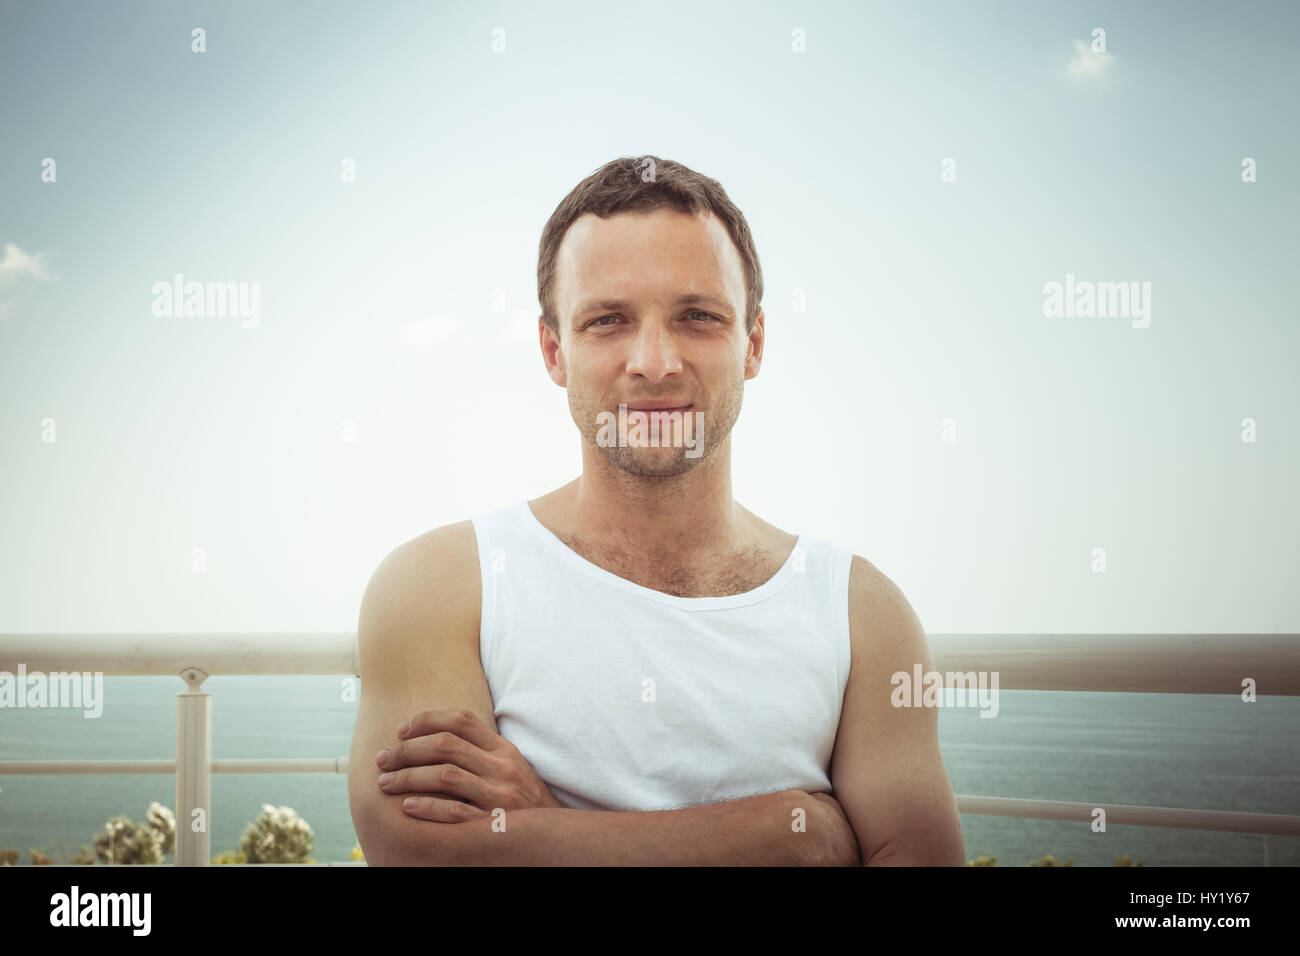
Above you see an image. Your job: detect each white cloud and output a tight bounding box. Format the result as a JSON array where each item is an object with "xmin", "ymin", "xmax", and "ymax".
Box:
[
  {"xmin": 1065, "ymin": 39, "xmax": 1116, "ymax": 82},
  {"xmin": 0, "ymin": 242, "xmax": 56, "ymax": 285},
  {"xmin": 402, "ymin": 312, "xmax": 463, "ymax": 344},
  {"xmin": 0, "ymin": 242, "xmax": 57, "ymax": 319}
]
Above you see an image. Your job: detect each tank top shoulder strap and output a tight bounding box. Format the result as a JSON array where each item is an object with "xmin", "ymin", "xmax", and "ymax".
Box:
[{"xmin": 789, "ymin": 534, "xmax": 855, "ymax": 696}]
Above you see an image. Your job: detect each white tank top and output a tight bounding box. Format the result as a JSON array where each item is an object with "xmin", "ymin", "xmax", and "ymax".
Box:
[{"xmin": 471, "ymin": 498, "xmax": 854, "ymax": 811}]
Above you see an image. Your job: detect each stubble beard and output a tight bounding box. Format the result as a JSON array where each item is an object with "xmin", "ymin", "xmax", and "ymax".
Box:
[{"xmin": 569, "ymin": 371, "xmax": 744, "ymax": 478}]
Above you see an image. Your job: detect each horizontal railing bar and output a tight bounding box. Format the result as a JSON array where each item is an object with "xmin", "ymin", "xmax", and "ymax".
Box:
[
  {"xmin": 0, "ymin": 758, "xmax": 350, "ymax": 774},
  {"xmin": 210, "ymin": 758, "xmax": 349, "ymax": 774},
  {"xmin": 1, "ymin": 633, "xmax": 1296, "ymax": 693},
  {"xmin": 0, "ymin": 760, "xmax": 175, "ymax": 774},
  {"xmin": 0, "ymin": 633, "xmax": 359, "ymax": 677},
  {"xmin": 956, "ymin": 795, "xmax": 1300, "ymax": 836},
  {"xmin": 926, "ymin": 633, "xmax": 1300, "ymax": 695}
]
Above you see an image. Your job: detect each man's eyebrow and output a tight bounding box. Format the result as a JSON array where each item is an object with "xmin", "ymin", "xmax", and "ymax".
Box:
[{"xmin": 573, "ymin": 293, "xmax": 731, "ymax": 316}]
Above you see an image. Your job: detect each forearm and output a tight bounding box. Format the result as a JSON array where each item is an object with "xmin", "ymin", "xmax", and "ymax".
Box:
[
  {"xmin": 861, "ymin": 814, "xmax": 966, "ymax": 867},
  {"xmin": 390, "ymin": 788, "xmax": 826, "ymax": 866}
]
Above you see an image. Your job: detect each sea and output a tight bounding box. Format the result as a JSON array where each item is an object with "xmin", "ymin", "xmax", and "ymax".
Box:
[{"xmin": 1, "ymin": 675, "xmax": 1297, "ymax": 866}]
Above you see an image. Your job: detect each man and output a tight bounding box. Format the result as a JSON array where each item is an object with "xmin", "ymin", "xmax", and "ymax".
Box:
[{"xmin": 347, "ymin": 156, "xmax": 965, "ymax": 866}]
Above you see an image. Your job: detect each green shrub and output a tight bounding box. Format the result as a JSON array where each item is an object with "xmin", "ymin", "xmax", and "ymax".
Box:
[
  {"xmin": 236, "ymin": 804, "xmax": 315, "ymax": 864},
  {"xmin": 92, "ymin": 802, "xmax": 175, "ymax": 864}
]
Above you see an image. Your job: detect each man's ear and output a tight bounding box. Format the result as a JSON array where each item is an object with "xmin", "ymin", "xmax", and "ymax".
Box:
[
  {"xmin": 744, "ymin": 307, "xmax": 765, "ymax": 380},
  {"xmin": 540, "ymin": 316, "xmax": 567, "ymax": 387}
]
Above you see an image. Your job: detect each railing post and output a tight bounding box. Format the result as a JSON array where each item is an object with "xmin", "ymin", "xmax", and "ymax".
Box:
[{"xmin": 175, "ymin": 667, "xmax": 211, "ymax": 866}]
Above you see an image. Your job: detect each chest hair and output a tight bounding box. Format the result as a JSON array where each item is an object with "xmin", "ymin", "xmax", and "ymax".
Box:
[{"xmin": 555, "ymin": 532, "xmax": 787, "ymax": 598}]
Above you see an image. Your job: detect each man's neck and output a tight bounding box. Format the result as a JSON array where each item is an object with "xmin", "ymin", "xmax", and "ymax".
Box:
[{"xmin": 559, "ymin": 436, "xmax": 747, "ymax": 557}]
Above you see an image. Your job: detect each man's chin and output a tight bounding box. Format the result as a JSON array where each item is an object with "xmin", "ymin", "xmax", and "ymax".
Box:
[{"xmin": 605, "ymin": 447, "xmax": 705, "ymax": 477}]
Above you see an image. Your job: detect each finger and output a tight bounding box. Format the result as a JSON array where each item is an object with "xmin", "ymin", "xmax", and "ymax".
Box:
[
  {"xmin": 378, "ymin": 731, "xmax": 492, "ymax": 777},
  {"xmin": 401, "ymin": 794, "xmax": 490, "ymax": 823},
  {"xmin": 379, "ymin": 763, "xmax": 495, "ymax": 807},
  {"xmin": 399, "ymin": 708, "xmax": 500, "ymax": 751}
]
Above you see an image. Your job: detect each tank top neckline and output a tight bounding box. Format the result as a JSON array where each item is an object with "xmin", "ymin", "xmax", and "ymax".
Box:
[{"xmin": 513, "ymin": 498, "xmax": 805, "ymax": 611}]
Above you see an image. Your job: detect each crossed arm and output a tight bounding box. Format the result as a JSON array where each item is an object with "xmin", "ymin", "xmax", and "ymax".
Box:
[
  {"xmin": 353, "ymin": 703, "xmax": 855, "ymax": 866},
  {"xmin": 348, "ymin": 654, "xmax": 848, "ymax": 864},
  {"xmin": 347, "ymin": 525, "xmax": 961, "ymax": 866}
]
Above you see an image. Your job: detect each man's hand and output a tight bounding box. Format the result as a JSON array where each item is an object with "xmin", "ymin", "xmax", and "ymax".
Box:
[
  {"xmin": 376, "ymin": 707, "xmax": 566, "ymax": 820},
  {"xmin": 809, "ymin": 791, "xmax": 863, "ymax": 866}
]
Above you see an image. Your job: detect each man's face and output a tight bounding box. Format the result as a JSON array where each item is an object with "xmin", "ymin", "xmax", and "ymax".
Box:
[{"xmin": 544, "ymin": 208, "xmax": 764, "ymax": 477}]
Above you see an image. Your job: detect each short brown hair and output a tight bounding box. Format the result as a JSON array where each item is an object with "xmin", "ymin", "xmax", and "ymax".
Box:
[{"xmin": 536, "ymin": 156, "xmax": 764, "ymax": 339}]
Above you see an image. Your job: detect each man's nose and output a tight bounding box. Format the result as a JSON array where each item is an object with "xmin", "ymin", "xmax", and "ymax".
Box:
[{"xmin": 625, "ymin": 320, "xmax": 684, "ymax": 380}]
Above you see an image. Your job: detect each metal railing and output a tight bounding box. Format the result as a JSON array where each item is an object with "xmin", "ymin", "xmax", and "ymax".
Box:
[{"xmin": 1, "ymin": 632, "xmax": 1298, "ymax": 864}]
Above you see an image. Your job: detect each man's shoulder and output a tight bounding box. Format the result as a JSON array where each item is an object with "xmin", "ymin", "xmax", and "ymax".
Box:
[
  {"xmin": 846, "ymin": 553, "xmax": 897, "ymax": 605},
  {"xmin": 360, "ymin": 521, "xmax": 481, "ymax": 650},
  {"xmin": 845, "ymin": 553, "xmax": 927, "ymax": 672},
  {"xmin": 395, "ymin": 519, "xmax": 479, "ymax": 566},
  {"xmin": 373, "ymin": 520, "xmax": 479, "ymax": 588}
]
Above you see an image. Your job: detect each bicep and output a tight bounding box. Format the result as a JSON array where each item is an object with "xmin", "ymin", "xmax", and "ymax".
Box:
[
  {"xmin": 828, "ymin": 556, "xmax": 965, "ymax": 866},
  {"xmin": 347, "ymin": 522, "xmax": 497, "ymax": 865}
]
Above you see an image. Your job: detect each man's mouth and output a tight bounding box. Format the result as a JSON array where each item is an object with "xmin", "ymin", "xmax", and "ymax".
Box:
[{"xmin": 624, "ymin": 402, "xmax": 692, "ymax": 412}]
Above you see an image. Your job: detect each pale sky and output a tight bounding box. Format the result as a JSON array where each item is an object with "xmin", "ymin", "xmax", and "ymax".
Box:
[{"xmin": 1, "ymin": 0, "xmax": 1296, "ymax": 636}]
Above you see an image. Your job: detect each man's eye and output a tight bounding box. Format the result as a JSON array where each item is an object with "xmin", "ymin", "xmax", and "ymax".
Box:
[{"xmin": 585, "ymin": 312, "xmax": 717, "ymax": 329}]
